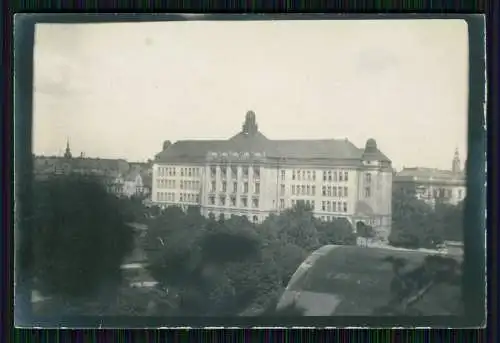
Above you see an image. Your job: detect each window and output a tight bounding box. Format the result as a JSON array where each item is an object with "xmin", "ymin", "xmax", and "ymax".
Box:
[
  {"xmin": 195, "ymin": 194, "xmax": 199, "ymax": 203},
  {"xmin": 328, "ymin": 171, "xmax": 332, "ymax": 181},
  {"xmin": 344, "ymin": 187, "xmax": 348, "ymax": 197},
  {"xmin": 366, "ymin": 173, "xmax": 372, "ymax": 183},
  {"xmin": 306, "ymin": 185, "xmax": 310, "ymax": 195},
  {"xmin": 231, "ymin": 166, "xmax": 238, "ymax": 178},
  {"xmin": 333, "ymin": 171, "xmax": 337, "ymax": 182},
  {"xmin": 365, "ymin": 187, "xmax": 371, "ymax": 198},
  {"xmin": 312, "ymin": 171, "xmax": 316, "ymax": 181},
  {"xmin": 253, "ymin": 198, "xmax": 259, "ymax": 208},
  {"xmin": 233, "ymin": 182, "xmax": 238, "ymax": 193},
  {"xmin": 302, "ymin": 170, "xmax": 306, "ymax": 180},
  {"xmin": 332, "ymin": 201, "xmax": 337, "ymax": 212},
  {"xmin": 181, "ymin": 168, "xmax": 184, "ymax": 177},
  {"xmin": 327, "ymin": 186, "xmax": 332, "ymax": 197},
  {"xmin": 253, "ymin": 215, "xmax": 259, "ymax": 223},
  {"xmin": 254, "ymin": 166, "xmax": 261, "ymax": 179},
  {"xmin": 210, "ymin": 166, "xmax": 216, "ymax": 177},
  {"xmin": 343, "ymin": 202, "xmax": 348, "ymax": 212},
  {"xmin": 344, "ymin": 171, "xmax": 348, "ymax": 181},
  {"xmin": 323, "ymin": 171, "xmax": 327, "ymax": 181},
  {"xmin": 188, "ymin": 168, "xmax": 192, "ymax": 177},
  {"xmin": 312, "ymin": 185, "xmax": 316, "ymax": 196},
  {"xmin": 220, "ymin": 196, "xmax": 226, "ymax": 206},
  {"xmin": 322, "ymin": 186, "xmax": 326, "ymax": 196},
  {"xmin": 243, "ymin": 167, "xmax": 249, "ymax": 178},
  {"xmin": 244, "ymin": 182, "xmax": 249, "ymax": 193},
  {"xmin": 281, "ymin": 170, "xmax": 286, "ymax": 181},
  {"xmin": 179, "ymin": 194, "xmax": 184, "ymax": 202},
  {"xmin": 292, "ymin": 170, "xmax": 296, "ymax": 180},
  {"xmin": 306, "ymin": 200, "xmax": 311, "ymax": 208},
  {"xmin": 339, "ymin": 171, "xmax": 343, "ymax": 182},
  {"xmin": 311, "ymin": 200, "xmax": 315, "ymax": 209},
  {"xmin": 209, "ymin": 196, "xmax": 215, "ymax": 205},
  {"xmin": 241, "ymin": 197, "xmax": 248, "ymax": 207},
  {"xmin": 180, "ymin": 181, "xmax": 184, "ymax": 189},
  {"xmin": 297, "ymin": 171, "xmax": 301, "ymax": 181},
  {"xmin": 307, "ymin": 171, "xmax": 311, "ymax": 180},
  {"xmin": 292, "ymin": 185, "xmax": 296, "ymax": 195},
  {"xmin": 222, "ymin": 181, "xmax": 227, "ymax": 192},
  {"xmin": 255, "ymin": 182, "xmax": 260, "ymax": 194},
  {"xmin": 279, "ymin": 184, "xmax": 285, "ymax": 196},
  {"xmin": 230, "ymin": 196, "xmax": 236, "ymax": 206},
  {"xmin": 327, "ymin": 201, "xmax": 331, "ymax": 212},
  {"xmin": 279, "ymin": 199, "xmax": 285, "ymax": 209},
  {"xmin": 322, "ymin": 201, "xmax": 326, "ymax": 211},
  {"xmin": 339, "ymin": 187, "xmax": 343, "ymax": 197},
  {"xmin": 301, "ymin": 185, "xmax": 305, "ymax": 195},
  {"xmin": 211, "ymin": 181, "xmax": 216, "ymax": 192},
  {"xmin": 221, "ymin": 167, "xmax": 227, "ymax": 178}
]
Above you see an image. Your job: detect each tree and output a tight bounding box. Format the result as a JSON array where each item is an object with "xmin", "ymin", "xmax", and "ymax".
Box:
[
  {"xmin": 262, "ymin": 202, "xmax": 320, "ymax": 251},
  {"xmin": 389, "ymin": 186, "xmax": 439, "ymax": 249},
  {"xmin": 316, "ymin": 218, "xmax": 357, "ymax": 246},
  {"xmin": 356, "ymin": 221, "xmax": 376, "ymax": 247},
  {"xmin": 435, "ymin": 200, "xmax": 464, "ymax": 242},
  {"xmin": 31, "ymin": 175, "xmax": 134, "ymax": 309}
]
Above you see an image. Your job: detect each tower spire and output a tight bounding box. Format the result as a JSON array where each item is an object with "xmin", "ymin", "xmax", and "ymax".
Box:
[
  {"xmin": 64, "ymin": 137, "xmax": 72, "ymax": 159},
  {"xmin": 452, "ymin": 146, "xmax": 460, "ymax": 173}
]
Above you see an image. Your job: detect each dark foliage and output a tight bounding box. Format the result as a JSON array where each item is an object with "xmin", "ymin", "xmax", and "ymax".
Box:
[
  {"xmin": 32, "ymin": 175, "xmax": 134, "ymax": 301},
  {"xmin": 316, "ymin": 218, "xmax": 357, "ymax": 246},
  {"xmin": 390, "ymin": 186, "xmax": 464, "ymax": 249}
]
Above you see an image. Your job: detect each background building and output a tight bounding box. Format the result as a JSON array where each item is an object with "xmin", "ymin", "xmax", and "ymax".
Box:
[
  {"xmin": 152, "ymin": 111, "xmax": 393, "ymax": 241},
  {"xmin": 393, "ymin": 148, "xmax": 466, "ymax": 207},
  {"xmin": 33, "ymin": 140, "xmax": 152, "ymax": 199}
]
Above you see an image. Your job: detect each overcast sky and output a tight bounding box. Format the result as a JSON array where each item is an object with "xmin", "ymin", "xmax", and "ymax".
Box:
[{"xmin": 32, "ymin": 19, "xmax": 469, "ymax": 170}]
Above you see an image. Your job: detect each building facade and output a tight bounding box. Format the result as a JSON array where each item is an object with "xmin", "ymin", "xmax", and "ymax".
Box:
[
  {"xmin": 393, "ymin": 148, "xmax": 466, "ymax": 207},
  {"xmin": 152, "ymin": 111, "xmax": 393, "ymax": 241}
]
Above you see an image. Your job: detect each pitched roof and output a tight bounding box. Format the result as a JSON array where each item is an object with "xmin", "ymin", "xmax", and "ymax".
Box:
[
  {"xmin": 155, "ymin": 138, "xmax": 368, "ymax": 162},
  {"xmin": 277, "ymin": 245, "xmax": 462, "ymax": 316},
  {"xmin": 155, "ymin": 111, "xmax": 392, "ymax": 164},
  {"xmin": 34, "ymin": 156, "xmax": 130, "ymax": 177},
  {"xmin": 395, "ymin": 167, "xmax": 465, "ymax": 183}
]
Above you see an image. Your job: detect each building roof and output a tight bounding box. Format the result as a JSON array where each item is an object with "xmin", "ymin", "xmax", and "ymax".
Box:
[
  {"xmin": 394, "ymin": 167, "xmax": 465, "ymax": 184},
  {"xmin": 276, "ymin": 245, "xmax": 462, "ymax": 316},
  {"xmin": 155, "ymin": 111, "xmax": 391, "ymax": 164},
  {"xmin": 34, "ymin": 156, "xmax": 130, "ymax": 177}
]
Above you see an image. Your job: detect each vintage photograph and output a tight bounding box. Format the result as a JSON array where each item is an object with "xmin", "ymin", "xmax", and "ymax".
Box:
[{"xmin": 22, "ymin": 18, "xmax": 473, "ymax": 321}]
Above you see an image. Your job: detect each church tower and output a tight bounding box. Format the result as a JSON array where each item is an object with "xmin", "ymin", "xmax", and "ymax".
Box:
[
  {"xmin": 64, "ymin": 138, "xmax": 72, "ymax": 159},
  {"xmin": 452, "ymin": 147, "xmax": 460, "ymax": 173}
]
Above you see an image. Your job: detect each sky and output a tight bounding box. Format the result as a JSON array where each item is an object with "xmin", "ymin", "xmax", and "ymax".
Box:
[{"xmin": 32, "ymin": 19, "xmax": 469, "ymax": 170}]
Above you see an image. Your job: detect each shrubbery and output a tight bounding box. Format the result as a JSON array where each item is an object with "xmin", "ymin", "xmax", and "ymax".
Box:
[{"xmin": 389, "ymin": 186, "xmax": 464, "ymax": 249}]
